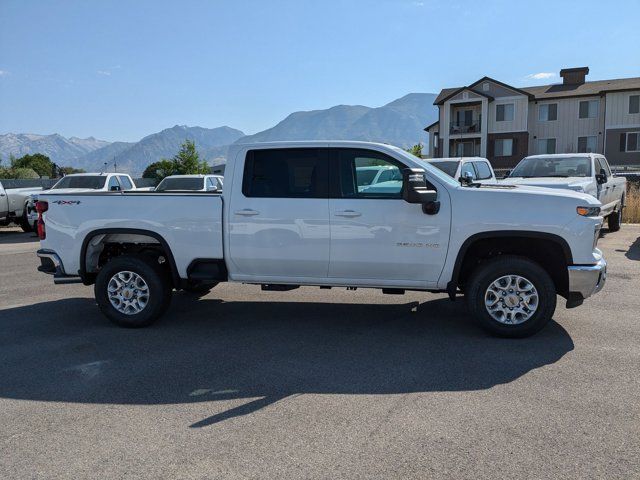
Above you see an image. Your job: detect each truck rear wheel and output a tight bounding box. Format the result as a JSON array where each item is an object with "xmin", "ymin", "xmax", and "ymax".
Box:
[
  {"xmin": 95, "ymin": 255, "xmax": 172, "ymax": 328},
  {"xmin": 466, "ymin": 256, "xmax": 556, "ymax": 338}
]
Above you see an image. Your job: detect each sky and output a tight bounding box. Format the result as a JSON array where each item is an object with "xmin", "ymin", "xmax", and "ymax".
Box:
[{"xmin": 1, "ymin": 0, "xmax": 639, "ymax": 142}]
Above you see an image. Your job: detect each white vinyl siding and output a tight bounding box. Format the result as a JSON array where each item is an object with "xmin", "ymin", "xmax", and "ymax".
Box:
[
  {"xmin": 604, "ymin": 91, "xmax": 640, "ymax": 127},
  {"xmin": 579, "ymin": 100, "xmax": 599, "ymax": 119},
  {"xmin": 494, "ymin": 139, "xmax": 513, "ymax": 157},
  {"xmin": 529, "ymin": 96, "xmax": 602, "ymax": 154},
  {"xmin": 537, "ymin": 138, "xmax": 556, "ymax": 154},
  {"xmin": 488, "ymin": 96, "xmax": 528, "ymax": 133}
]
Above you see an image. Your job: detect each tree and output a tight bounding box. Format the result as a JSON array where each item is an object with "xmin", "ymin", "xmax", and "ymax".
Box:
[
  {"xmin": 172, "ymin": 140, "xmax": 209, "ymax": 175},
  {"xmin": 12, "ymin": 153, "xmax": 54, "ymax": 177},
  {"xmin": 406, "ymin": 143, "xmax": 423, "ymax": 158},
  {"xmin": 142, "ymin": 159, "xmax": 175, "ymax": 180},
  {"xmin": 9, "ymin": 167, "xmax": 39, "ymax": 179}
]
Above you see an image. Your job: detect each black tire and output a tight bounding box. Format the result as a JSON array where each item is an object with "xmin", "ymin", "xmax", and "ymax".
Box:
[
  {"xmin": 607, "ymin": 206, "xmax": 622, "ymax": 232},
  {"xmin": 466, "ymin": 255, "xmax": 557, "ymax": 338},
  {"xmin": 94, "ymin": 255, "xmax": 172, "ymax": 328},
  {"xmin": 19, "ymin": 205, "xmax": 32, "ymax": 232}
]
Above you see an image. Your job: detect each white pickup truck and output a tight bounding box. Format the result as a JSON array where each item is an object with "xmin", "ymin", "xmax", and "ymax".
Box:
[
  {"xmin": 35, "ymin": 141, "xmax": 607, "ymax": 337},
  {"xmin": 0, "ymin": 180, "xmax": 42, "ymax": 231},
  {"xmin": 501, "ymin": 153, "xmax": 627, "ymax": 231}
]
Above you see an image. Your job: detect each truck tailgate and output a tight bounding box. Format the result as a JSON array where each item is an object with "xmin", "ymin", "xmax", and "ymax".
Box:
[{"xmin": 40, "ymin": 192, "xmax": 223, "ymax": 277}]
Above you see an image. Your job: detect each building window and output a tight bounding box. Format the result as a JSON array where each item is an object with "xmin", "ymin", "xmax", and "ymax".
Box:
[
  {"xmin": 433, "ymin": 133, "xmax": 439, "ymax": 151},
  {"xmin": 494, "ymin": 138, "xmax": 513, "ymax": 157},
  {"xmin": 496, "ymin": 103, "xmax": 514, "ymax": 122},
  {"xmin": 620, "ymin": 132, "xmax": 639, "ymax": 152},
  {"xmin": 577, "ymin": 136, "xmax": 597, "ymax": 153},
  {"xmin": 579, "ymin": 100, "xmax": 599, "ymax": 119},
  {"xmin": 482, "ymin": 82, "xmax": 490, "ymax": 92},
  {"xmin": 538, "ymin": 103, "xmax": 558, "ymax": 121},
  {"xmin": 455, "ymin": 141, "xmax": 475, "ymax": 157},
  {"xmin": 537, "ymin": 138, "xmax": 556, "ymax": 154},
  {"xmin": 630, "ymin": 95, "xmax": 640, "ymax": 114}
]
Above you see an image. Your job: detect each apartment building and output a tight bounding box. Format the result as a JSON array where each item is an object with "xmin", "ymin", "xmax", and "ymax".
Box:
[{"xmin": 425, "ymin": 67, "xmax": 640, "ymax": 168}]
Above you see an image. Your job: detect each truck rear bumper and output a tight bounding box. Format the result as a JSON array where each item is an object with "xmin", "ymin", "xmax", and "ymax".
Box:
[
  {"xmin": 567, "ymin": 250, "xmax": 607, "ymax": 300},
  {"xmin": 37, "ymin": 249, "xmax": 82, "ymax": 284}
]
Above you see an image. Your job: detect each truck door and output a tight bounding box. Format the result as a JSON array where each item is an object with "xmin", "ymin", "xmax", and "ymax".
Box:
[
  {"xmin": 228, "ymin": 147, "xmax": 330, "ymax": 279},
  {"xmin": 327, "ymin": 147, "xmax": 450, "ymax": 287},
  {"xmin": 0, "ymin": 182, "xmax": 8, "ymax": 219}
]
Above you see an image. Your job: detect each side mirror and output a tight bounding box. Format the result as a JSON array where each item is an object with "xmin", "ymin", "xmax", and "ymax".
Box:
[
  {"xmin": 458, "ymin": 171, "xmax": 474, "ymax": 185},
  {"xmin": 402, "ymin": 168, "xmax": 437, "ymax": 205},
  {"xmin": 109, "ymin": 185, "xmax": 121, "ymax": 192},
  {"xmin": 503, "ymin": 170, "xmax": 511, "ymax": 178},
  {"xmin": 595, "ymin": 168, "xmax": 608, "ymax": 184}
]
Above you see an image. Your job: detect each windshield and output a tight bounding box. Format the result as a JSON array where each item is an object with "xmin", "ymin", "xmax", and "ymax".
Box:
[
  {"xmin": 52, "ymin": 176, "xmax": 106, "ymax": 189},
  {"xmin": 155, "ymin": 177, "xmax": 204, "ymax": 191},
  {"xmin": 429, "ymin": 161, "xmax": 460, "ymax": 178},
  {"xmin": 510, "ymin": 156, "xmax": 592, "ymax": 178}
]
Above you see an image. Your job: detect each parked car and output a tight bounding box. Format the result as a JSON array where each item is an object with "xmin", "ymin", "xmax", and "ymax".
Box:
[
  {"xmin": 500, "ymin": 153, "xmax": 626, "ymax": 231},
  {"xmin": 154, "ymin": 174, "xmax": 223, "ymax": 192},
  {"xmin": 35, "ymin": 141, "xmax": 606, "ymax": 338},
  {"xmin": 424, "ymin": 157, "xmax": 497, "ymax": 185},
  {"xmin": 27, "ymin": 173, "xmax": 137, "ymax": 229},
  {"xmin": 355, "ymin": 165, "xmax": 402, "ymax": 190},
  {"xmin": 0, "ymin": 180, "xmax": 42, "ymax": 231}
]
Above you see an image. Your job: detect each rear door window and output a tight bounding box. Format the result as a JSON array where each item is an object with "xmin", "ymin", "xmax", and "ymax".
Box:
[{"xmin": 242, "ymin": 148, "xmax": 328, "ymax": 198}]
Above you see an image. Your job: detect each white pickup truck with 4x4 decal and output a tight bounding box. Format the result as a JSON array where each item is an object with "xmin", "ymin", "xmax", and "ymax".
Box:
[{"xmin": 35, "ymin": 141, "xmax": 606, "ymax": 337}]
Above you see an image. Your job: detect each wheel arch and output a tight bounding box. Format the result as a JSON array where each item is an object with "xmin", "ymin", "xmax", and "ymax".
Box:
[
  {"xmin": 448, "ymin": 231, "xmax": 573, "ymax": 298},
  {"xmin": 79, "ymin": 228, "xmax": 180, "ymax": 287}
]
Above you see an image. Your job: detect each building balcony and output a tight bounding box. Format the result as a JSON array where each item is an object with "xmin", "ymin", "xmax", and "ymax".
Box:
[{"xmin": 449, "ymin": 115, "xmax": 482, "ymax": 135}]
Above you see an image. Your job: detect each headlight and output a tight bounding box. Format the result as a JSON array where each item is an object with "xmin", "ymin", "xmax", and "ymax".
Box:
[{"xmin": 577, "ymin": 206, "xmax": 601, "ymax": 217}]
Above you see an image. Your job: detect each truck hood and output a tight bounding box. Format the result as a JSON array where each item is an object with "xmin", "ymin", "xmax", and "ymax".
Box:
[
  {"xmin": 471, "ymin": 183, "xmax": 599, "ymax": 205},
  {"xmin": 499, "ymin": 177, "xmax": 592, "ymax": 191}
]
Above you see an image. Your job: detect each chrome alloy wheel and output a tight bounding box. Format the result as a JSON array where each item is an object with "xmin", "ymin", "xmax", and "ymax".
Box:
[
  {"xmin": 484, "ymin": 275, "xmax": 539, "ymax": 325},
  {"xmin": 107, "ymin": 271, "xmax": 150, "ymax": 315}
]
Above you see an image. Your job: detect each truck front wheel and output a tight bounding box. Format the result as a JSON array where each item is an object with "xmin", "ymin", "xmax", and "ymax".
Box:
[
  {"xmin": 466, "ymin": 256, "xmax": 557, "ymax": 338},
  {"xmin": 95, "ymin": 255, "xmax": 172, "ymax": 327}
]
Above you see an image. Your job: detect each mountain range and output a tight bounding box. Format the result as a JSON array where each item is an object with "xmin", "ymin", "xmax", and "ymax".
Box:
[{"xmin": 0, "ymin": 93, "xmax": 438, "ymax": 175}]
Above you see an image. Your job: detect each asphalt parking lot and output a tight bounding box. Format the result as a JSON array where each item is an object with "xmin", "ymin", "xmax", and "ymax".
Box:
[{"xmin": 0, "ymin": 226, "xmax": 638, "ymax": 479}]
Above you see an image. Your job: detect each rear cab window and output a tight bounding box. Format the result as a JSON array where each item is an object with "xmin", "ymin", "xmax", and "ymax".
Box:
[{"xmin": 242, "ymin": 148, "xmax": 328, "ymax": 198}]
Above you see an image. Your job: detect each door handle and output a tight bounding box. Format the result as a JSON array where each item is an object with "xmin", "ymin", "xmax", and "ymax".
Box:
[
  {"xmin": 235, "ymin": 209, "xmax": 259, "ymax": 216},
  {"xmin": 334, "ymin": 210, "xmax": 362, "ymax": 218}
]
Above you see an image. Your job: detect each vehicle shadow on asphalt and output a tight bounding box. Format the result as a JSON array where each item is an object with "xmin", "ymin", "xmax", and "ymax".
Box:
[
  {"xmin": 625, "ymin": 234, "xmax": 640, "ymax": 261},
  {"xmin": 0, "ymin": 229, "xmax": 38, "ymax": 245},
  {"xmin": 0, "ymin": 295, "xmax": 574, "ymax": 428}
]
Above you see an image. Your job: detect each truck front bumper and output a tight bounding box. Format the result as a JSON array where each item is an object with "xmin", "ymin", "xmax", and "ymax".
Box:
[{"xmin": 567, "ymin": 249, "xmax": 607, "ymax": 301}]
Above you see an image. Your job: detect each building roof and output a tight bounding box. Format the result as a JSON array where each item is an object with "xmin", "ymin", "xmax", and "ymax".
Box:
[
  {"xmin": 434, "ymin": 76, "xmax": 640, "ymax": 104},
  {"xmin": 423, "ymin": 119, "xmax": 439, "ymax": 132}
]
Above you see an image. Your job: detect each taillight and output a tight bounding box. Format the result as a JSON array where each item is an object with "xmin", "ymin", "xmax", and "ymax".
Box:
[{"xmin": 36, "ymin": 201, "xmax": 48, "ymax": 240}]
